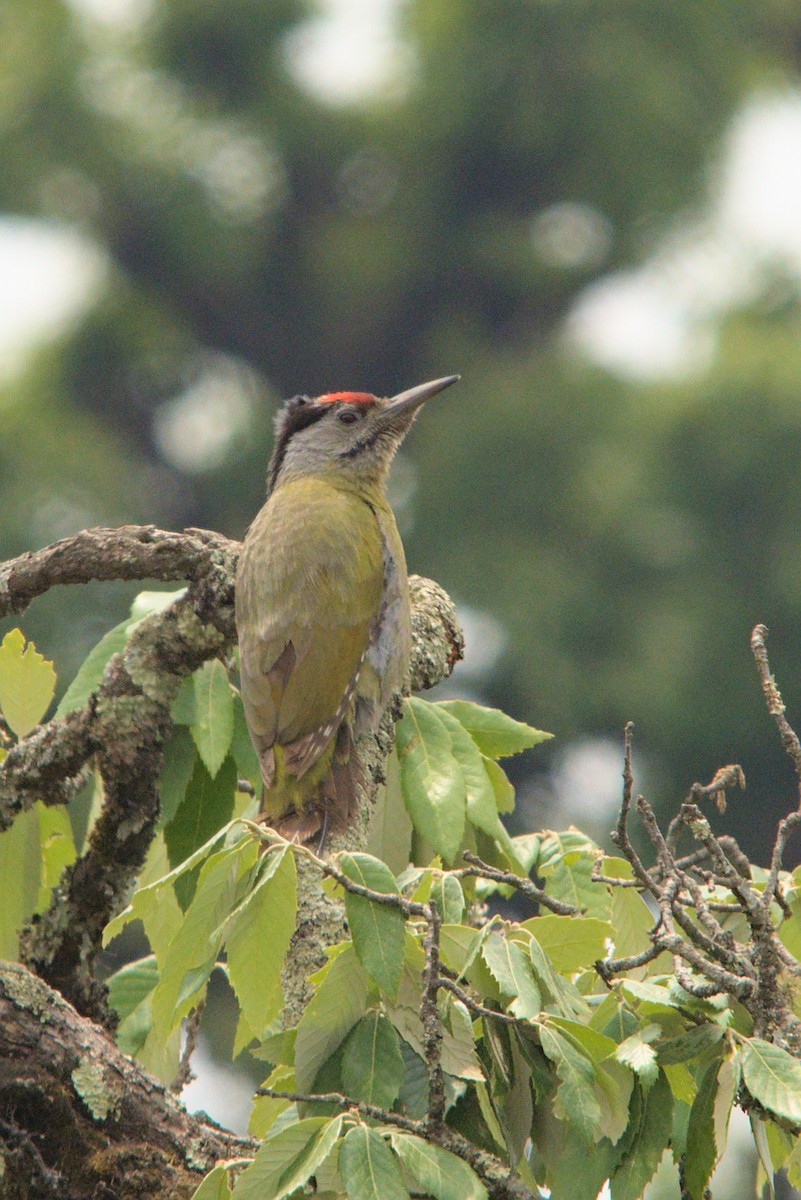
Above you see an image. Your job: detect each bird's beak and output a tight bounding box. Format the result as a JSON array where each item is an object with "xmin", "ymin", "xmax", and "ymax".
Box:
[{"xmin": 379, "ymin": 374, "xmax": 460, "ymax": 426}]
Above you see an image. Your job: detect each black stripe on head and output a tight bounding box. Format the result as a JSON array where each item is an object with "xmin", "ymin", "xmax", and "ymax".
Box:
[{"xmin": 266, "ymin": 395, "xmax": 329, "ymax": 492}]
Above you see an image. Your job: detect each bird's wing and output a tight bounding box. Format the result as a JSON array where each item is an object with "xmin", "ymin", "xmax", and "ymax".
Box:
[{"xmin": 236, "ymin": 479, "xmax": 384, "ymax": 772}]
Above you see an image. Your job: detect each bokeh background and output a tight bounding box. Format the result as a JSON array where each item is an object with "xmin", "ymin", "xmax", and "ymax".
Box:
[
  {"xmin": 6, "ymin": 0, "xmax": 801, "ymax": 863},
  {"xmin": 6, "ymin": 2, "xmax": 801, "ymax": 1189}
]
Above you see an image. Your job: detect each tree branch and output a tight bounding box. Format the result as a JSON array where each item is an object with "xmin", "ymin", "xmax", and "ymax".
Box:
[{"xmin": 0, "ymin": 961, "xmax": 255, "ymax": 1200}]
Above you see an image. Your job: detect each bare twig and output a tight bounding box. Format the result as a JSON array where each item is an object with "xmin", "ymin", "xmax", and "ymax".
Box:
[
  {"xmin": 751, "ymin": 623, "xmax": 801, "ymax": 800},
  {"xmin": 457, "ymin": 853, "xmax": 580, "ymax": 915}
]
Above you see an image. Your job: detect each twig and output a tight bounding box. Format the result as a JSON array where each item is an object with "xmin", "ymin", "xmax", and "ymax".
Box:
[
  {"xmin": 456, "ymin": 853, "xmax": 580, "ymax": 915},
  {"xmin": 171, "ymin": 998, "xmax": 206, "ymax": 1093},
  {"xmin": 751, "ymin": 624, "xmax": 801, "ymax": 801},
  {"xmin": 421, "ymin": 900, "xmax": 446, "ymax": 1128},
  {"xmin": 257, "ymin": 1088, "xmax": 423, "ymax": 1134}
]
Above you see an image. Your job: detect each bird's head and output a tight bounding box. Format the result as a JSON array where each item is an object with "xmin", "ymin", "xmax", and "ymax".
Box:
[{"xmin": 267, "ymin": 374, "xmax": 460, "ymax": 493}]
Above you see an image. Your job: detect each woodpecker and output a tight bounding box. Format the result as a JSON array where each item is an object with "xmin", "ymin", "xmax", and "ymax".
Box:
[{"xmin": 235, "ymin": 374, "xmax": 460, "ymax": 842}]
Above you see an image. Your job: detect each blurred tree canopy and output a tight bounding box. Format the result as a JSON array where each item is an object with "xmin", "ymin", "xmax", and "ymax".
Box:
[{"xmin": 3, "ymin": 0, "xmax": 801, "ymax": 858}]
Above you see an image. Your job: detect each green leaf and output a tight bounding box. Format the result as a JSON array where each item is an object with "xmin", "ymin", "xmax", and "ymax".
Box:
[
  {"xmin": 539, "ymin": 1024, "xmax": 601, "ymax": 1142},
  {"xmin": 435, "ymin": 700, "xmax": 551, "ymax": 759},
  {"xmin": 433, "ymin": 705, "xmax": 505, "ymax": 840},
  {"xmin": 441, "ymin": 994, "xmax": 484, "ymax": 1081},
  {"xmin": 191, "ymin": 659, "xmax": 235, "ymax": 778},
  {"xmin": 55, "ymin": 618, "xmax": 133, "ymax": 718},
  {"xmin": 389, "ymin": 1133, "xmax": 488, "ymax": 1200},
  {"xmin": 523, "ymin": 915, "xmax": 612, "ymax": 974},
  {"xmin": 0, "ymin": 629, "xmax": 56, "ymax": 737},
  {"xmin": 0, "ymin": 807, "xmax": 43, "ymax": 958},
  {"xmin": 150, "ymin": 839, "xmax": 256, "ymax": 1038},
  {"xmin": 481, "ymin": 928, "xmax": 541, "ymax": 1019},
  {"xmin": 684, "ymin": 1050, "xmax": 739, "ymax": 1198},
  {"xmin": 231, "ymin": 1116, "xmax": 339, "ymax": 1200},
  {"xmin": 614, "ymin": 1025, "xmax": 660, "ymax": 1087},
  {"xmin": 249, "ymin": 1065, "xmax": 295, "ymax": 1137},
  {"xmin": 190, "ymin": 1166, "xmax": 232, "ymax": 1200},
  {"xmin": 538, "ymin": 832, "xmax": 610, "ymax": 918},
  {"xmin": 610, "ymin": 1071, "xmax": 674, "ymax": 1200},
  {"xmin": 157, "ymin": 725, "xmax": 198, "ymax": 827},
  {"xmin": 341, "ymin": 1011, "xmax": 404, "ymax": 1108},
  {"xmin": 395, "ymin": 697, "xmax": 465, "ymax": 863},
  {"xmin": 107, "ymin": 955, "xmax": 159, "ymax": 1057},
  {"xmin": 340, "ymin": 852, "xmax": 405, "ymax": 999},
  {"xmin": 172, "ymin": 675, "xmax": 196, "ymax": 724},
  {"xmin": 656, "ymin": 1022, "xmax": 724, "ymax": 1065},
  {"xmin": 294, "ymin": 944, "xmax": 370, "ymax": 1091},
  {"xmin": 231, "ymin": 689, "xmax": 261, "ymax": 791},
  {"xmin": 36, "ymin": 804, "xmax": 76, "ymax": 906},
  {"xmin": 107, "ymin": 954, "xmax": 159, "ymax": 1021},
  {"xmin": 741, "ymin": 1037, "xmax": 801, "ymax": 1123},
  {"xmin": 164, "ymin": 755, "xmax": 237, "ymax": 872},
  {"xmin": 482, "ymin": 756, "xmax": 516, "ymax": 813},
  {"xmin": 339, "ymin": 1126, "xmax": 410, "ymax": 1200},
  {"xmin": 224, "ymin": 846, "xmax": 297, "ymax": 1038},
  {"xmin": 430, "ymin": 874, "xmax": 465, "ymax": 925},
  {"xmin": 526, "ymin": 933, "xmax": 589, "ymax": 1018}
]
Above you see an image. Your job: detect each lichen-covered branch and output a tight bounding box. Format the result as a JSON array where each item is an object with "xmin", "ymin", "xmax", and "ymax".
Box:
[
  {"xmin": 0, "ymin": 526, "xmax": 464, "ymax": 1028},
  {"xmin": 0, "ymin": 961, "xmax": 255, "ymax": 1200},
  {"xmin": 3, "ymin": 528, "xmax": 239, "ymax": 1021}
]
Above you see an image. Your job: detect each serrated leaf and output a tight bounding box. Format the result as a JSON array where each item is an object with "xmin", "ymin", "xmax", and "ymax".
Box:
[
  {"xmin": 482, "ymin": 756, "xmax": 515, "ymax": 813},
  {"xmin": 395, "ymin": 697, "xmax": 465, "ymax": 863},
  {"xmin": 230, "ymin": 689, "xmax": 261, "ymax": 791},
  {"xmin": 435, "ymin": 700, "xmax": 551, "ymax": 759},
  {"xmin": 389, "ymin": 1133, "xmax": 488, "ymax": 1200},
  {"xmin": 107, "ymin": 954, "xmax": 159, "ymax": 1021},
  {"xmin": 441, "ymin": 994, "xmax": 484, "ymax": 1081},
  {"xmin": 751, "ymin": 1115, "xmax": 776, "ymax": 1200},
  {"xmin": 341, "ymin": 1012, "xmax": 404, "ymax": 1108},
  {"xmin": 231, "ymin": 1117, "xmax": 337, "ymax": 1200},
  {"xmin": 430, "ymin": 874, "xmax": 465, "ymax": 925},
  {"xmin": 164, "ymin": 755, "xmax": 237, "ymax": 871},
  {"xmin": 656, "ymin": 1023, "xmax": 724, "ymax": 1065},
  {"xmin": 340, "ymin": 852, "xmax": 405, "ymax": 998},
  {"xmin": 538, "ymin": 832, "xmax": 610, "ymax": 918},
  {"xmin": 157, "ymin": 725, "xmax": 198, "ymax": 827},
  {"xmin": 526, "ymin": 932, "xmax": 589, "ymax": 1018},
  {"xmin": 0, "ymin": 807, "xmax": 44, "ymax": 958},
  {"xmin": 684, "ymin": 1051, "xmax": 739, "ymax": 1198},
  {"xmin": 524, "ymin": 915, "xmax": 612, "ymax": 974},
  {"xmin": 294, "ymin": 944, "xmax": 369, "ymax": 1091},
  {"xmin": 56, "ymin": 619, "xmax": 134, "ymax": 718},
  {"xmin": 741, "ymin": 1037, "xmax": 801, "ymax": 1123},
  {"xmin": 340, "ymin": 1125, "xmax": 410, "ymax": 1200},
  {"xmin": 150, "ymin": 840, "xmax": 255, "ymax": 1039},
  {"xmin": 434, "ymin": 705, "xmax": 505, "ymax": 840},
  {"xmin": 224, "ymin": 847, "xmax": 297, "ymax": 1038},
  {"xmin": 539, "ymin": 1024, "xmax": 601, "ymax": 1142},
  {"xmin": 36, "ymin": 804, "xmax": 76, "ymax": 906},
  {"xmin": 610, "ymin": 1070, "xmax": 674, "ymax": 1200},
  {"xmin": 190, "ymin": 1166, "xmax": 232, "ymax": 1200},
  {"xmin": 191, "ymin": 659, "xmax": 235, "ymax": 778},
  {"xmin": 615, "ymin": 1025, "xmax": 660, "ymax": 1086},
  {"xmin": 0, "ymin": 629, "xmax": 56, "ymax": 737},
  {"xmin": 482, "ymin": 929, "xmax": 541, "ymax": 1019},
  {"xmin": 365, "ymin": 749, "xmax": 413, "ymax": 874},
  {"xmin": 107, "ymin": 955, "xmax": 159, "ymax": 1058}
]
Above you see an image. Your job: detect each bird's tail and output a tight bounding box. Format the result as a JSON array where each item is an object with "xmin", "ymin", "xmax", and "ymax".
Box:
[{"xmin": 258, "ymin": 720, "xmax": 363, "ymax": 846}]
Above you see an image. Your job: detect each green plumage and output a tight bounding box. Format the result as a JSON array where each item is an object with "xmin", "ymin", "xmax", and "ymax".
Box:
[{"xmin": 234, "ymin": 375, "xmax": 458, "ymax": 840}]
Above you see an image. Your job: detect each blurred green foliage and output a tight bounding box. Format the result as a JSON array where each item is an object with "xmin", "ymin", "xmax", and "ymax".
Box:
[{"xmin": 3, "ymin": 0, "xmax": 801, "ymax": 858}]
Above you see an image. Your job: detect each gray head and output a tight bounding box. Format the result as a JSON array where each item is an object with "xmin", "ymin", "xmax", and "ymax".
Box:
[{"xmin": 267, "ymin": 375, "xmax": 460, "ymax": 493}]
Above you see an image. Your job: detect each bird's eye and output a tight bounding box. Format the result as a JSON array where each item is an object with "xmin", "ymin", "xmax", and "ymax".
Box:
[{"xmin": 338, "ymin": 408, "xmax": 360, "ymax": 425}]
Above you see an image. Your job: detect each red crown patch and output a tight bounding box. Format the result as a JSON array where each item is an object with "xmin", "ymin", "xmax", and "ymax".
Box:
[{"xmin": 317, "ymin": 391, "xmax": 376, "ymax": 405}]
